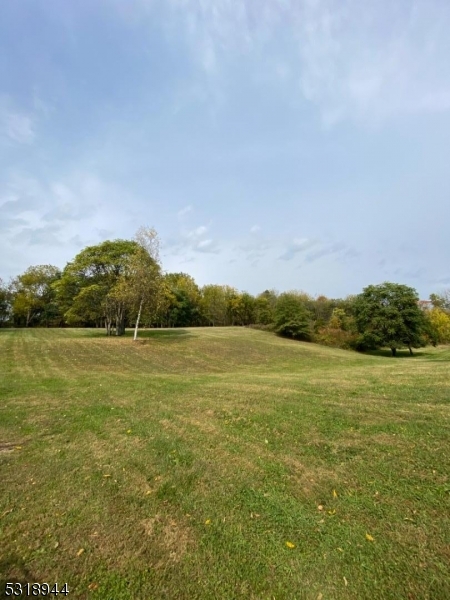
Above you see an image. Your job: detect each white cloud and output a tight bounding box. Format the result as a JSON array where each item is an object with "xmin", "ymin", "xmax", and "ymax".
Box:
[
  {"xmin": 187, "ymin": 225, "xmax": 208, "ymax": 238},
  {"xmin": 197, "ymin": 238, "xmax": 213, "ymax": 249},
  {"xmin": 0, "ymin": 172, "xmax": 138, "ymax": 278},
  {"xmin": 250, "ymin": 224, "xmax": 261, "ymax": 233},
  {"xmin": 164, "ymin": 223, "xmax": 220, "ymax": 256}
]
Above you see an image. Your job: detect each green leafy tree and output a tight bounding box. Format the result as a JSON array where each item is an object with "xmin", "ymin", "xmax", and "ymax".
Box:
[
  {"xmin": 328, "ymin": 307, "xmax": 348, "ymax": 330},
  {"xmin": 55, "ymin": 239, "xmax": 138, "ymax": 335},
  {"xmin": 200, "ymin": 285, "xmax": 228, "ymax": 326},
  {"xmin": 255, "ymin": 290, "xmax": 278, "ymax": 325},
  {"xmin": 311, "ymin": 295, "xmax": 334, "ymax": 330},
  {"xmin": 163, "ymin": 272, "xmax": 202, "ymax": 327},
  {"xmin": 63, "ymin": 283, "xmax": 106, "ymax": 326},
  {"xmin": 354, "ymin": 282, "xmax": 426, "ymax": 356},
  {"xmin": 274, "ymin": 292, "xmax": 312, "ymax": 340},
  {"xmin": 430, "ymin": 291, "xmax": 450, "ymax": 312},
  {"xmin": 11, "ymin": 265, "xmax": 61, "ymax": 327},
  {"xmin": 231, "ymin": 292, "xmax": 256, "ymax": 326},
  {"xmin": 0, "ymin": 278, "xmax": 12, "ymax": 325}
]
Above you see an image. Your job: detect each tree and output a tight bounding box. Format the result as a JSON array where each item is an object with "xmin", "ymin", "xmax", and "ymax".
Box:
[
  {"xmin": 353, "ymin": 282, "xmax": 426, "ymax": 356},
  {"xmin": 200, "ymin": 285, "xmax": 228, "ymax": 326},
  {"xmin": 430, "ymin": 291, "xmax": 450, "ymax": 312},
  {"xmin": 55, "ymin": 240, "xmax": 138, "ymax": 335},
  {"xmin": 428, "ymin": 307, "xmax": 450, "ymax": 344},
  {"xmin": 328, "ymin": 307, "xmax": 348, "ymax": 330},
  {"xmin": 274, "ymin": 292, "xmax": 312, "ymax": 340},
  {"xmin": 64, "ymin": 283, "xmax": 106, "ymax": 326},
  {"xmin": 0, "ymin": 278, "xmax": 12, "ymax": 325},
  {"xmin": 163, "ymin": 272, "xmax": 202, "ymax": 327},
  {"xmin": 255, "ymin": 290, "xmax": 278, "ymax": 325},
  {"xmin": 127, "ymin": 228, "xmax": 162, "ymax": 340},
  {"xmin": 11, "ymin": 265, "xmax": 61, "ymax": 327},
  {"xmin": 230, "ymin": 292, "xmax": 256, "ymax": 326}
]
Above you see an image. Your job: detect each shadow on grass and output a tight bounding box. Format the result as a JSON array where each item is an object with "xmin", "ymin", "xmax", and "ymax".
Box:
[
  {"xmin": 123, "ymin": 328, "xmax": 193, "ymax": 342},
  {"xmin": 0, "ymin": 556, "xmax": 35, "ymax": 599},
  {"xmin": 365, "ymin": 348, "xmax": 428, "ymax": 358}
]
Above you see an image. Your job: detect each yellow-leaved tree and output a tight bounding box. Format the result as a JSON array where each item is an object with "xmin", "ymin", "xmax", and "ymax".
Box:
[{"xmin": 428, "ymin": 307, "xmax": 450, "ymax": 344}]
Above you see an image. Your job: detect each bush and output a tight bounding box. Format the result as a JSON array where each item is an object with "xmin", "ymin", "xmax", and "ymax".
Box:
[{"xmin": 314, "ymin": 327, "xmax": 358, "ymax": 350}]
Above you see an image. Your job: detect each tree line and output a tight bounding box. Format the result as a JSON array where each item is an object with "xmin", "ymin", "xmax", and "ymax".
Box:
[{"xmin": 1, "ymin": 230, "xmax": 450, "ymax": 355}]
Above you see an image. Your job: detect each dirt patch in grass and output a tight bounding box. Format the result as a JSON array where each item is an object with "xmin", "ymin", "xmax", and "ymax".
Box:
[{"xmin": 0, "ymin": 441, "xmax": 25, "ymax": 454}]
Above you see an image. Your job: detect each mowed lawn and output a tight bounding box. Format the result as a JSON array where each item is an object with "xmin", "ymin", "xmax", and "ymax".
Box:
[{"xmin": 0, "ymin": 328, "xmax": 449, "ymax": 600}]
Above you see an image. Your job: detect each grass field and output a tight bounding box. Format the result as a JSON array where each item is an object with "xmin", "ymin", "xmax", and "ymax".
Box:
[{"xmin": 0, "ymin": 327, "xmax": 449, "ymax": 599}]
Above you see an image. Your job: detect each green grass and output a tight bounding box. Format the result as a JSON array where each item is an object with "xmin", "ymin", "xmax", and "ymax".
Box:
[{"xmin": 0, "ymin": 327, "xmax": 449, "ymax": 599}]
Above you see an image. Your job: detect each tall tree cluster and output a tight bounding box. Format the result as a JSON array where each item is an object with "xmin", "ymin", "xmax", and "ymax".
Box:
[{"xmin": 1, "ymin": 231, "xmax": 448, "ymax": 354}]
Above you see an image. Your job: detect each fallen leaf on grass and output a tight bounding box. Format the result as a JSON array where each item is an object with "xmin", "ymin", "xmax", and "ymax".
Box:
[
  {"xmin": 88, "ymin": 583, "xmax": 98, "ymax": 591},
  {"xmin": 343, "ymin": 576, "xmax": 348, "ymax": 586},
  {"xmin": 317, "ymin": 505, "xmax": 324, "ymax": 511},
  {"xmin": 103, "ymin": 474, "xmax": 111, "ymax": 478},
  {"xmin": 285, "ymin": 541, "xmax": 295, "ymax": 549},
  {"xmin": 205, "ymin": 519, "xmax": 211, "ymax": 525},
  {"xmin": 77, "ymin": 548, "xmax": 85, "ymax": 556},
  {"xmin": 333, "ymin": 489, "xmax": 338, "ymax": 498},
  {"xmin": 365, "ymin": 533, "xmax": 374, "ymax": 542}
]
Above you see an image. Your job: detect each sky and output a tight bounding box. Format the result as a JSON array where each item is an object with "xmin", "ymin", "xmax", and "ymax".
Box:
[{"xmin": 1, "ymin": 0, "xmax": 450, "ymax": 299}]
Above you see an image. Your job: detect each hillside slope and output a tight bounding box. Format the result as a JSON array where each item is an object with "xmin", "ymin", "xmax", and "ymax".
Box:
[{"xmin": 1, "ymin": 328, "xmax": 449, "ymax": 599}]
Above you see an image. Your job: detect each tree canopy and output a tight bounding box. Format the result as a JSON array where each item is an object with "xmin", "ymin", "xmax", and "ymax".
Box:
[
  {"xmin": 274, "ymin": 292, "xmax": 312, "ymax": 341},
  {"xmin": 55, "ymin": 239, "xmax": 140, "ymax": 335},
  {"xmin": 354, "ymin": 282, "xmax": 425, "ymax": 356}
]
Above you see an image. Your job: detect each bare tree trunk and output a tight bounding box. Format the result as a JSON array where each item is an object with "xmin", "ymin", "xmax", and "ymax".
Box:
[
  {"xmin": 133, "ymin": 299, "xmax": 143, "ymax": 341},
  {"xmin": 105, "ymin": 317, "xmax": 112, "ymax": 336}
]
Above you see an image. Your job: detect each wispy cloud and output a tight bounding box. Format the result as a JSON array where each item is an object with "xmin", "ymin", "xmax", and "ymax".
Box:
[
  {"xmin": 0, "ymin": 172, "xmax": 137, "ymax": 277},
  {"xmin": 294, "ymin": 0, "xmax": 450, "ymax": 124},
  {"xmin": 177, "ymin": 204, "xmax": 193, "ymax": 218},
  {"xmin": 0, "ymin": 96, "xmax": 35, "ymax": 144},
  {"xmin": 279, "ymin": 237, "xmax": 317, "ymax": 261},
  {"xmin": 164, "ymin": 224, "xmax": 220, "ymax": 256},
  {"xmin": 156, "ymin": 0, "xmax": 450, "ymax": 125}
]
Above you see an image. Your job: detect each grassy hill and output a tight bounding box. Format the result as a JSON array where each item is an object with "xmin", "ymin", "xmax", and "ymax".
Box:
[{"xmin": 1, "ymin": 328, "xmax": 449, "ymax": 599}]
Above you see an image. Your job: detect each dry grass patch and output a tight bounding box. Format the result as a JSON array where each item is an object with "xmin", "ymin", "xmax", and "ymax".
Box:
[{"xmin": 141, "ymin": 513, "xmax": 194, "ymax": 567}]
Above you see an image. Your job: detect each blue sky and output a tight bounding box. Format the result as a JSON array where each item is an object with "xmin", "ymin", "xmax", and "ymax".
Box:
[{"xmin": 1, "ymin": 0, "xmax": 450, "ymax": 299}]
